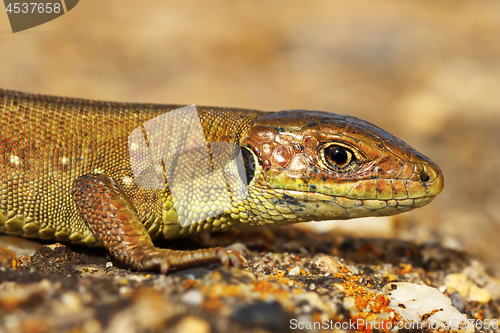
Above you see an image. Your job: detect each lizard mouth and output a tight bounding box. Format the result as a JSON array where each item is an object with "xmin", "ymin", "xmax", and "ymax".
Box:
[
  {"xmin": 273, "ymin": 188, "xmax": 437, "ymax": 220},
  {"xmin": 267, "ymin": 161, "xmax": 444, "ymax": 207},
  {"xmin": 275, "ymin": 188, "xmax": 437, "ymax": 203}
]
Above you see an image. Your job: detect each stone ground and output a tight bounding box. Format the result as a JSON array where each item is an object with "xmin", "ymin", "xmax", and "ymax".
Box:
[{"xmin": 1, "ymin": 227, "xmax": 499, "ymax": 333}]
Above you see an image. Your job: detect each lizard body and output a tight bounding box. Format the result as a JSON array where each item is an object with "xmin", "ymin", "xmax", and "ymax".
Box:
[{"xmin": 0, "ymin": 89, "xmax": 443, "ymax": 273}]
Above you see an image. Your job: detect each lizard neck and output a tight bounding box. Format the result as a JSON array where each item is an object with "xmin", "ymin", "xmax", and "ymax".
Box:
[{"xmin": 196, "ymin": 106, "xmax": 263, "ymax": 145}]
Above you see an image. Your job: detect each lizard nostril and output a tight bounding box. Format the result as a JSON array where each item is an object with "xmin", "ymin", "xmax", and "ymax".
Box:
[{"xmin": 419, "ymin": 172, "xmax": 430, "ymax": 182}]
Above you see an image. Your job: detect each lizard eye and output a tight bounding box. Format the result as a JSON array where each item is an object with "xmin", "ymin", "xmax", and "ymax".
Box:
[{"xmin": 323, "ymin": 145, "xmax": 354, "ymax": 169}]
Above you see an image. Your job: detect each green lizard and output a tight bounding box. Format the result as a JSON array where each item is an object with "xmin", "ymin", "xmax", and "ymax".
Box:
[{"xmin": 0, "ymin": 89, "xmax": 443, "ymax": 273}]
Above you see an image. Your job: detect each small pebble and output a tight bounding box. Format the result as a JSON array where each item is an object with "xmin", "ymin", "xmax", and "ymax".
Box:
[
  {"xmin": 181, "ymin": 290, "xmax": 203, "ymax": 306},
  {"xmin": 444, "ymin": 273, "xmax": 470, "ymax": 298},
  {"xmin": 449, "ymin": 291, "xmax": 465, "ymax": 313},
  {"xmin": 60, "ymin": 292, "xmax": 83, "ymax": 314},
  {"xmin": 295, "ymin": 292, "xmax": 333, "ymax": 314},
  {"xmin": 383, "ymin": 282, "xmax": 473, "ymax": 333},
  {"xmin": 174, "ymin": 316, "xmax": 210, "ymax": 333},
  {"xmin": 0, "ymin": 245, "xmax": 18, "ymax": 269},
  {"xmin": 230, "ymin": 301, "xmax": 290, "ymax": 332},
  {"xmin": 313, "ymin": 255, "xmax": 342, "ymax": 274},
  {"xmin": 468, "ymin": 284, "xmax": 491, "ymax": 303}
]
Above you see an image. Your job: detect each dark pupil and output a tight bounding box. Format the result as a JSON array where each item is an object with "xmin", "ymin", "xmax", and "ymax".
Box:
[{"xmin": 327, "ymin": 146, "xmax": 348, "ymax": 166}]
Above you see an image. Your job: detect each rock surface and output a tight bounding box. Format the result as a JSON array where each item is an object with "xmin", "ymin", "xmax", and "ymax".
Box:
[{"xmin": 1, "ymin": 228, "xmax": 499, "ymax": 332}]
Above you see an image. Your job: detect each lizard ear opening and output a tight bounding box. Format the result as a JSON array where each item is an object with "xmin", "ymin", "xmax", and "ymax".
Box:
[{"xmin": 240, "ymin": 147, "xmax": 256, "ymax": 185}]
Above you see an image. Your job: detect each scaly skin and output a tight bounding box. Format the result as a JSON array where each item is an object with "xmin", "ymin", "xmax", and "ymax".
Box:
[{"xmin": 0, "ymin": 89, "xmax": 444, "ymax": 273}]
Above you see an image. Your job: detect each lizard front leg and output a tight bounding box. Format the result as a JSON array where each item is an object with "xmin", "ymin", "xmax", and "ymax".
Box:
[{"xmin": 71, "ymin": 174, "xmax": 247, "ymax": 274}]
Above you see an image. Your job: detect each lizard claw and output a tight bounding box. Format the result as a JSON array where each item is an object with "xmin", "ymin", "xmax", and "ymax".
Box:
[
  {"xmin": 159, "ymin": 260, "xmax": 170, "ymax": 275},
  {"xmin": 215, "ymin": 248, "xmax": 247, "ymax": 268},
  {"xmin": 227, "ymin": 249, "xmax": 248, "ymax": 268}
]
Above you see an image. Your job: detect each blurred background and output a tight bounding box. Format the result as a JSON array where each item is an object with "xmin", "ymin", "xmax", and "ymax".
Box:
[{"xmin": 1, "ymin": 1, "xmax": 499, "ymax": 275}]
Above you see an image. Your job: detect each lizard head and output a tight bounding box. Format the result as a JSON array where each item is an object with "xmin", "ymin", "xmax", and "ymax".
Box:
[{"xmin": 241, "ymin": 110, "xmax": 444, "ymax": 221}]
